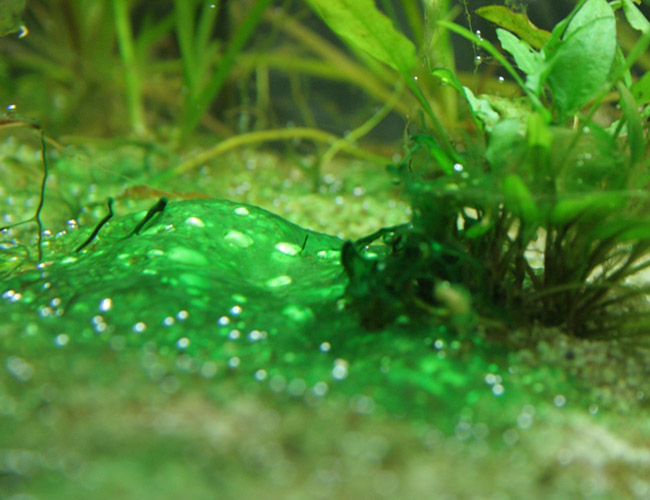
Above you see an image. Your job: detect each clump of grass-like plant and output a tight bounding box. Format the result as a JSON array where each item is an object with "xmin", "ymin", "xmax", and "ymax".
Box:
[{"xmin": 313, "ymin": 0, "xmax": 650, "ymax": 339}]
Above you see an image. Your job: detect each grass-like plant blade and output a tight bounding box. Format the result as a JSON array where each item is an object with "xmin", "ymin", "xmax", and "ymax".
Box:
[
  {"xmin": 185, "ymin": 0, "xmax": 272, "ymax": 135},
  {"xmin": 112, "ymin": 0, "xmax": 147, "ymax": 136},
  {"xmin": 502, "ymin": 174, "xmax": 540, "ymax": 226},
  {"xmin": 617, "ymin": 82, "xmax": 645, "ymax": 166},
  {"xmin": 549, "ymin": 192, "xmax": 628, "ymax": 226}
]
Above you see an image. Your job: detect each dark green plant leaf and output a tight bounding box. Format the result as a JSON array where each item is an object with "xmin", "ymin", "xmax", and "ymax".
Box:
[
  {"xmin": 631, "ymin": 71, "xmax": 650, "ymax": 104},
  {"xmin": 0, "ymin": 0, "xmax": 25, "ymax": 36},
  {"xmin": 475, "ymin": 5, "xmax": 551, "ymax": 50},
  {"xmin": 546, "ymin": 0, "xmax": 616, "ymax": 118},
  {"xmin": 503, "ymin": 174, "xmax": 540, "ymax": 225},
  {"xmin": 306, "ymin": 0, "xmax": 418, "ymax": 75},
  {"xmin": 550, "ymin": 192, "xmax": 627, "ymax": 226}
]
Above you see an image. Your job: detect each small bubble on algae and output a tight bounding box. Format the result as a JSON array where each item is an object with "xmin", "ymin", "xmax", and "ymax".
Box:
[
  {"xmin": 167, "ymin": 246, "xmax": 209, "ymax": 266},
  {"xmin": 275, "ymin": 241, "xmax": 301, "ymax": 255},
  {"xmin": 282, "ymin": 304, "xmax": 314, "ymax": 322},
  {"xmin": 224, "ymin": 230, "xmax": 254, "ymax": 248},
  {"xmin": 265, "ymin": 275, "xmax": 292, "ymax": 288}
]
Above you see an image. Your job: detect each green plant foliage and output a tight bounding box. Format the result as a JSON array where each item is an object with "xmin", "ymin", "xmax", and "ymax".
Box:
[
  {"xmin": 305, "ymin": 0, "xmax": 418, "ymax": 76},
  {"xmin": 621, "ymin": 0, "xmax": 650, "ymax": 33},
  {"xmin": 0, "ymin": 0, "xmax": 25, "ymax": 36},
  {"xmin": 334, "ymin": 0, "xmax": 650, "ymax": 338},
  {"xmin": 475, "ymin": 5, "xmax": 551, "ymax": 50},
  {"xmin": 546, "ymin": 0, "xmax": 616, "ymax": 118}
]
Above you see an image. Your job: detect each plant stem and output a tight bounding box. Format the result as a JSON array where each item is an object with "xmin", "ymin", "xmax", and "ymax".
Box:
[
  {"xmin": 183, "ymin": 0, "xmax": 273, "ymax": 137},
  {"xmin": 153, "ymin": 128, "xmax": 391, "ymax": 183},
  {"xmin": 112, "ymin": 0, "xmax": 147, "ymax": 137}
]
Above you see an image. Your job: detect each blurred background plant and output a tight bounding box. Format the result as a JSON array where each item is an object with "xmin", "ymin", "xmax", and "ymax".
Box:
[{"xmin": 0, "ymin": 0, "xmax": 432, "ymax": 147}]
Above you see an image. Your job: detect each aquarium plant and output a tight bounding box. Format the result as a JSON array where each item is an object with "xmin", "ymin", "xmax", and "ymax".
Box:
[{"xmin": 309, "ymin": 0, "xmax": 650, "ymax": 339}]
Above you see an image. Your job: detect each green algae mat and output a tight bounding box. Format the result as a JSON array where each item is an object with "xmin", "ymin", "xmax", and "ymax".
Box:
[{"xmin": 2, "ymin": 187, "xmax": 650, "ymax": 499}]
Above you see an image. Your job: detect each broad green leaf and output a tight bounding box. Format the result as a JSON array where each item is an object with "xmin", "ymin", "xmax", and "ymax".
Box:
[
  {"xmin": 496, "ymin": 28, "xmax": 543, "ymax": 75},
  {"xmin": 306, "ymin": 0, "xmax": 418, "ymax": 75},
  {"xmin": 503, "ymin": 174, "xmax": 540, "ymax": 225},
  {"xmin": 546, "ymin": 0, "xmax": 616, "ymax": 118},
  {"xmin": 621, "ymin": 0, "xmax": 650, "ymax": 33},
  {"xmin": 476, "ymin": 5, "xmax": 551, "ymax": 50},
  {"xmin": 0, "ymin": 0, "xmax": 25, "ymax": 36}
]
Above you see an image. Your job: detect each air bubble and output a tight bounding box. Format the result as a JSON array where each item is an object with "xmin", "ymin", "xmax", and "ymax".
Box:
[
  {"xmin": 54, "ymin": 334, "xmax": 69, "ymax": 346},
  {"xmin": 99, "ymin": 298, "xmax": 113, "ymax": 312},
  {"xmin": 332, "ymin": 358, "xmax": 349, "ymax": 380},
  {"xmin": 133, "ymin": 322, "xmax": 147, "ymax": 333}
]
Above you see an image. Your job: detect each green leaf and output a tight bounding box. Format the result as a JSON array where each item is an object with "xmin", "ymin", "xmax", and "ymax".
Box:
[
  {"xmin": 431, "ymin": 68, "xmax": 483, "ymax": 131},
  {"xmin": 617, "ymin": 82, "xmax": 645, "ymax": 166},
  {"xmin": 526, "ymin": 112, "xmax": 553, "ymax": 150},
  {"xmin": 476, "ymin": 5, "xmax": 551, "ymax": 50},
  {"xmin": 621, "ymin": 0, "xmax": 650, "ymax": 34},
  {"xmin": 0, "ymin": 0, "xmax": 25, "ymax": 36},
  {"xmin": 306, "ymin": 0, "xmax": 418, "ymax": 75},
  {"xmin": 486, "ymin": 119, "xmax": 524, "ymax": 168},
  {"xmin": 496, "ymin": 28, "xmax": 543, "ymax": 75},
  {"xmin": 631, "ymin": 71, "xmax": 650, "ymax": 104},
  {"xmin": 503, "ymin": 174, "xmax": 540, "ymax": 225},
  {"xmin": 546, "ymin": 0, "xmax": 616, "ymax": 118},
  {"xmin": 414, "ymin": 135, "xmax": 457, "ymax": 175},
  {"xmin": 439, "ymin": 20, "xmax": 549, "ymax": 119},
  {"xmin": 550, "ymin": 192, "xmax": 627, "ymax": 226},
  {"xmin": 463, "ymin": 87, "xmax": 501, "ymax": 132}
]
